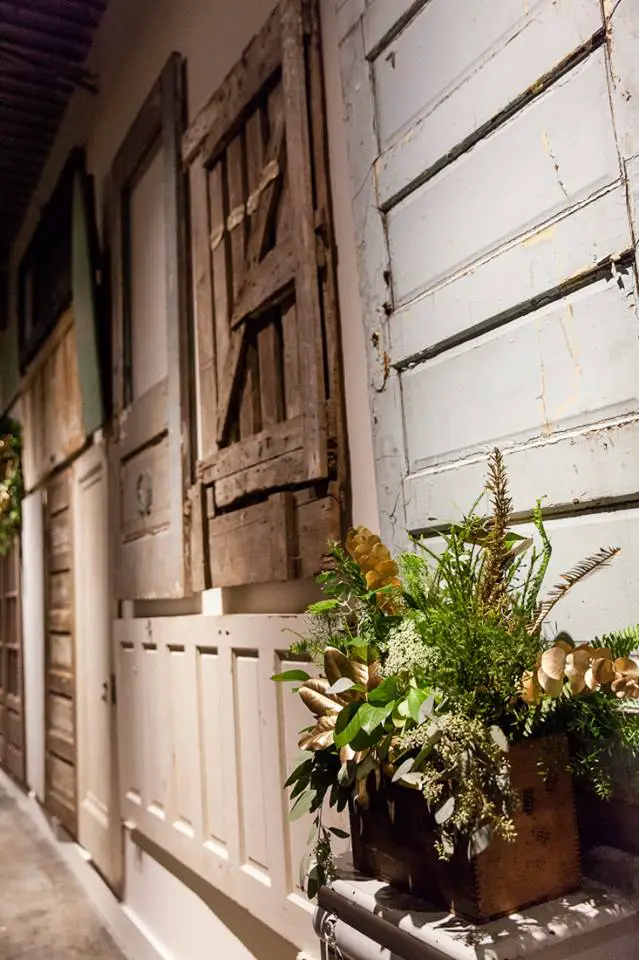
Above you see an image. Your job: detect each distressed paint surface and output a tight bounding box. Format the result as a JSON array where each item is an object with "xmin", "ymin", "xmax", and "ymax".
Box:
[
  {"xmin": 402, "ymin": 278, "xmax": 639, "ymax": 472},
  {"xmin": 336, "ymin": 0, "xmax": 639, "ymax": 593},
  {"xmin": 387, "ymin": 52, "xmax": 619, "ymax": 306}
]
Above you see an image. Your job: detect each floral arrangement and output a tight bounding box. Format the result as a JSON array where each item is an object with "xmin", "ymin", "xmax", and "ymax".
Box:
[
  {"xmin": 0, "ymin": 418, "xmax": 22, "ymax": 554},
  {"xmin": 274, "ymin": 449, "xmax": 639, "ymax": 898}
]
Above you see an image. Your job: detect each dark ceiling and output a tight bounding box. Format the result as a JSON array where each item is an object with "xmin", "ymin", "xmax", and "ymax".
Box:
[{"xmin": 0, "ymin": 0, "xmax": 107, "ymax": 264}]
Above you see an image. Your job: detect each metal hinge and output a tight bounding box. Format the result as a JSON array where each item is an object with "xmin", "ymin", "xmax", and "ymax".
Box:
[{"xmin": 111, "ymin": 672, "xmax": 117, "ymax": 706}]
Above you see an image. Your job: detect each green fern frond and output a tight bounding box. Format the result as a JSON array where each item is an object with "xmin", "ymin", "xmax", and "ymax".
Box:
[
  {"xmin": 597, "ymin": 624, "xmax": 639, "ymax": 659},
  {"xmin": 530, "ymin": 546, "xmax": 620, "ymax": 634}
]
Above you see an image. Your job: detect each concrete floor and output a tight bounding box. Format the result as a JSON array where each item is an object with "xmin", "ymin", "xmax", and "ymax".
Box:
[{"xmin": 0, "ymin": 784, "xmax": 127, "ymax": 959}]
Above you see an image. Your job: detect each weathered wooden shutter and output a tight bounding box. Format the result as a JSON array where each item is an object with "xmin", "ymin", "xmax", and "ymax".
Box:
[
  {"xmin": 184, "ymin": 0, "xmax": 345, "ymax": 589},
  {"xmin": 110, "ymin": 54, "xmax": 191, "ymax": 599},
  {"xmin": 72, "ymin": 157, "xmax": 104, "ymax": 437}
]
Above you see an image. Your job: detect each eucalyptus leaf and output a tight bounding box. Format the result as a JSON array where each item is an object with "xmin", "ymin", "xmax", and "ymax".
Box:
[
  {"xmin": 407, "ymin": 688, "xmax": 428, "ymax": 723},
  {"xmin": 329, "ymin": 827, "xmax": 350, "ymax": 839},
  {"xmin": 367, "ymin": 676, "xmax": 400, "ymax": 705},
  {"xmin": 434, "ymin": 795, "xmax": 455, "ymax": 825},
  {"xmin": 308, "ymin": 599, "xmax": 340, "ymax": 613},
  {"xmin": 358, "ymin": 702, "xmax": 395, "ymax": 735},
  {"xmin": 490, "ymin": 725, "xmax": 509, "ymax": 753},
  {"xmin": 284, "ymin": 759, "xmax": 312, "ymax": 788},
  {"xmin": 333, "ymin": 702, "xmax": 362, "ymax": 749},
  {"xmin": 391, "ymin": 756, "xmax": 415, "ymax": 783},
  {"xmin": 398, "ymin": 771, "xmax": 424, "ymax": 787},
  {"xmin": 418, "ymin": 693, "xmax": 436, "ymax": 724},
  {"xmin": 271, "ymin": 669, "xmax": 311, "ymax": 683},
  {"xmin": 289, "ymin": 791, "xmax": 313, "ymax": 821},
  {"xmin": 328, "ymin": 677, "xmax": 356, "ymax": 695}
]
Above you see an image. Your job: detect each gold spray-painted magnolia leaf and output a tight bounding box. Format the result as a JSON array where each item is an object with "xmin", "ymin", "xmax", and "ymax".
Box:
[
  {"xmin": 299, "ymin": 685, "xmax": 342, "ymax": 717},
  {"xmin": 299, "ymin": 715, "xmax": 337, "ymax": 751}
]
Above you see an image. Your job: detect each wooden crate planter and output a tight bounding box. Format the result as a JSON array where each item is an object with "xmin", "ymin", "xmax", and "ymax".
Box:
[{"xmin": 349, "ymin": 736, "xmax": 581, "ymax": 923}]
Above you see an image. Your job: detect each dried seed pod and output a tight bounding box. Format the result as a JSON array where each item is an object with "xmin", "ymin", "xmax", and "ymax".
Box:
[
  {"xmin": 537, "ymin": 667, "xmax": 563, "ymax": 698},
  {"xmin": 521, "ymin": 670, "xmax": 541, "ymax": 705},
  {"xmin": 565, "ymin": 663, "xmax": 586, "ymax": 695},
  {"xmin": 592, "ymin": 657, "xmax": 614, "ymax": 686},
  {"xmin": 584, "ymin": 667, "xmax": 598, "ymax": 692},
  {"xmin": 541, "ymin": 646, "xmax": 567, "ymax": 681},
  {"xmin": 566, "ymin": 648, "xmax": 591, "ymax": 675}
]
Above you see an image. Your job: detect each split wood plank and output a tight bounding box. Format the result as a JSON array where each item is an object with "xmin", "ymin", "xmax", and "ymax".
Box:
[
  {"xmin": 281, "ymin": 0, "xmax": 327, "ymax": 478},
  {"xmin": 226, "ymin": 132, "xmax": 259, "ymax": 441},
  {"xmin": 199, "ymin": 414, "xmax": 305, "ymax": 483},
  {"xmin": 209, "ymin": 162, "xmax": 231, "ymax": 390},
  {"xmin": 190, "ymin": 163, "xmax": 217, "ymax": 459},
  {"xmin": 216, "ymin": 106, "xmax": 286, "ymax": 445},
  {"xmin": 230, "ymin": 236, "xmax": 296, "ymax": 327},
  {"xmin": 247, "ymin": 105, "xmax": 281, "ymax": 428},
  {"xmin": 215, "ymin": 449, "xmax": 306, "ymax": 508}
]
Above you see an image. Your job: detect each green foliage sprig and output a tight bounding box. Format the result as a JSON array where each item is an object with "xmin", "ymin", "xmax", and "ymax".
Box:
[
  {"xmin": 0, "ymin": 418, "xmax": 22, "ymax": 555},
  {"xmin": 274, "ymin": 449, "xmax": 639, "ymax": 898}
]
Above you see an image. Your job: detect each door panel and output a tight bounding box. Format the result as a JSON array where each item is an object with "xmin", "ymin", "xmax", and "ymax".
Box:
[
  {"xmin": 73, "ymin": 442, "xmax": 122, "ymax": 889},
  {"xmin": 44, "ymin": 468, "xmax": 77, "ymax": 835},
  {"xmin": 0, "ymin": 541, "xmax": 26, "ymax": 784},
  {"xmin": 110, "ymin": 54, "xmax": 191, "ymax": 600}
]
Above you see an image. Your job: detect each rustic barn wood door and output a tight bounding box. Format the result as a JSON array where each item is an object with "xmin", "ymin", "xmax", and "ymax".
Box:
[
  {"xmin": 110, "ymin": 54, "xmax": 191, "ymax": 600},
  {"xmin": 0, "ymin": 541, "xmax": 26, "ymax": 784},
  {"xmin": 44, "ymin": 468, "xmax": 77, "ymax": 836},
  {"xmin": 73, "ymin": 442, "xmax": 122, "ymax": 887},
  {"xmin": 184, "ymin": 0, "xmax": 346, "ymax": 589}
]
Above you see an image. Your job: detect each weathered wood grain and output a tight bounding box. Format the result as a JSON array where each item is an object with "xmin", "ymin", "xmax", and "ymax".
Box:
[
  {"xmin": 182, "ymin": 4, "xmax": 282, "ymax": 165},
  {"xmin": 214, "ymin": 449, "xmax": 306, "ymax": 508},
  {"xmin": 199, "ymin": 415, "xmax": 305, "ymax": 483},
  {"xmin": 190, "ymin": 163, "xmax": 217, "ymax": 459},
  {"xmin": 282, "ymin": 0, "xmax": 327, "ymax": 479}
]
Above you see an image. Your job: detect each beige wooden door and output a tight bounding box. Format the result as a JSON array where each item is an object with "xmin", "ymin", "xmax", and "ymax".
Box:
[
  {"xmin": 110, "ymin": 55, "xmax": 191, "ymax": 600},
  {"xmin": 0, "ymin": 541, "xmax": 25, "ymax": 784},
  {"xmin": 73, "ymin": 442, "xmax": 122, "ymax": 888},
  {"xmin": 44, "ymin": 468, "xmax": 77, "ymax": 836}
]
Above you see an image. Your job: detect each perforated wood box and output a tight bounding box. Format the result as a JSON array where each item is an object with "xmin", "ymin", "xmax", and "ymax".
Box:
[{"xmin": 349, "ymin": 735, "xmax": 581, "ymax": 922}]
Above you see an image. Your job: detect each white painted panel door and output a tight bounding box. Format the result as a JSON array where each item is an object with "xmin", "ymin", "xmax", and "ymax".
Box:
[
  {"xmin": 21, "ymin": 491, "xmax": 46, "ymax": 801},
  {"xmin": 73, "ymin": 442, "xmax": 122, "ymax": 889}
]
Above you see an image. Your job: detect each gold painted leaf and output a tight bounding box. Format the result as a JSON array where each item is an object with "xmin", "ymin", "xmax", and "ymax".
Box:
[
  {"xmin": 521, "ymin": 670, "xmax": 541, "ymax": 705},
  {"xmin": 584, "ymin": 667, "xmax": 598, "ymax": 692},
  {"xmin": 592, "ymin": 657, "xmax": 614, "ymax": 686},
  {"xmin": 537, "ymin": 667, "xmax": 563, "ymax": 698},
  {"xmin": 299, "ymin": 686, "xmax": 342, "ymax": 717},
  {"xmin": 566, "ymin": 648, "xmax": 591, "ymax": 673},
  {"xmin": 541, "ymin": 646, "xmax": 567, "ymax": 681},
  {"xmin": 376, "ymin": 559, "xmax": 399, "ymax": 578}
]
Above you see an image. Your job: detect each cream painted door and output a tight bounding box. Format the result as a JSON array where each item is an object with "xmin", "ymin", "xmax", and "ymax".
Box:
[{"xmin": 73, "ymin": 442, "xmax": 122, "ymax": 888}]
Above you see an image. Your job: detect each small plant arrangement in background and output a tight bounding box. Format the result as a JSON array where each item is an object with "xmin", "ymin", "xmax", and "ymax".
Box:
[
  {"xmin": 274, "ymin": 449, "xmax": 639, "ymax": 900},
  {"xmin": 0, "ymin": 417, "xmax": 22, "ymax": 554}
]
